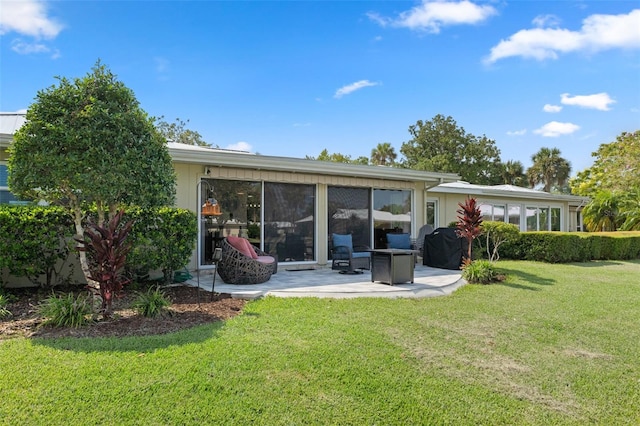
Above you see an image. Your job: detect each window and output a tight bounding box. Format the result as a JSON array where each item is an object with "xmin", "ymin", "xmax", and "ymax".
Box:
[
  {"xmin": 551, "ymin": 207, "xmax": 561, "ymax": 231},
  {"xmin": 328, "ymin": 186, "xmax": 371, "ymax": 258},
  {"xmin": 199, "ymin": 179, "xmax": 262, "ymax": 265},
  {"xmin": 525, "ymin": 206, "xmax": 561, "ymax": 231},
  {"xmin": 426, "ymin": 200, "xmax": 438, "ymax": 230},
  {"xmin": 0, "ymin": 163, "xmax": 26, "ymax": 204},
  {"xmin": 373, "ymin": 189, "xmax": 411, "ymax": 249},
  {"xmin": 480, "ymin": 203, "xmax": 506, "ymax": 222},
  {"xmin": 264, "ymin": 182, "xmax": 315, "ymax": 262},
  {"xmin": 508, "ymin": 205, "xmax": 521, "ymax": 227}
]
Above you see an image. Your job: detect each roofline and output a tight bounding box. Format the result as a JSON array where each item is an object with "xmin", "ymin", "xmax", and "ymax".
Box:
[
  {"xmin": 168, "ymin": 145, "xmax": 461, "ymax": 184},
  {"xmin": 431, "ymin": 183, "xmax": 589, "ymax": 204}
]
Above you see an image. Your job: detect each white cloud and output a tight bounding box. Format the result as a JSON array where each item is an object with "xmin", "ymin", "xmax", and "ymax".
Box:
[
  {"xmin": 485, "ymin": 9, "xmax": 640, "ymax": 63},
  {"xmin": 560, "ymin": 92, "xmax": 616, "ymax": 111},
  {"xmin": 543, "ymin": 104, "xmax": 563, "ymax": 113},
  {"xmin": 534, "ymin": 121, "xmax": 580, "ymax": 137},
  {"xmin": 368, "ymin": 0, "xmax": 497, "ymax": 33},
  {"xmin": 334, "ymin": 80, "xmax": 379, "ymax": 99},
  {"xmin": 532, "ymin": 14, "xmax": 561, "ymax": 28},
  {"xmin": 0, "ymin": 0, "xmax": 63, "ymax": 38},
  {"xmin": 226, "ymin": 141, "xmax": 252, "ymax": 152},
  {"xmin": 506, "ymin": 129, "xmax": 527, "ymax": 136}
]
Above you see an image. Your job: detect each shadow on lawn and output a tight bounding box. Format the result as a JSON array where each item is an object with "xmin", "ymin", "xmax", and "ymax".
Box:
[
  {"xmin": 495, "ymin": 267, "xmax": 556, "ymax": 291},
  {"xmin": 31, "ymin": 321, "xmax": 229, "ymax": 353}
]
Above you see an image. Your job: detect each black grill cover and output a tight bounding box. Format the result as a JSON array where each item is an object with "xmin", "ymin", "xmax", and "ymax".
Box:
[{"xmin": 423, "ymin": 227, "xmax": 466, "ymax": 270}]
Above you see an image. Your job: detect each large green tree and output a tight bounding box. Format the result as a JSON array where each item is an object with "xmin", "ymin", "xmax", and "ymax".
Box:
[
  {"xmin": 526, "ymin": 147, "xmax": 571, "ymax": 192},
  {"xmin": 8, "ymin": 61, "xmax": 176, "ymax": 283},
  {"xmin": 370, "ymin": 142, "xmax": 397, "ymax": 166},
  {"xmin": 571, "ymin": 130, "xmax": 640, "ymax": 231},
  {"xmin": 571, "ymin": 131, "xmax": 640, "ymax": 197},
  {"xmin": 399, "ymin": 114, "xmax": 503, "ymax": 184},
  {"xmin": 155, "ymin": 116, "xmax": 211, "ymax": 147}
]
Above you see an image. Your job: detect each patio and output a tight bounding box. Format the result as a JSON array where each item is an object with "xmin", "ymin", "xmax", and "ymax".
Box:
[{"xmin": 186, "ymin": 264, "xmax": 465, "ymax": 300}]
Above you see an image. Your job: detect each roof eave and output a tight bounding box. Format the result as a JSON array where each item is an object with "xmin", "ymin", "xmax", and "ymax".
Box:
[{"xmin": 169, "ymin": 147, "xmax": 460, "ymax": 184}]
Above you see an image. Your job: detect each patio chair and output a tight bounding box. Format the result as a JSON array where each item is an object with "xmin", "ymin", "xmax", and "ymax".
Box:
[
  {"xmin": 217, "ymin": 237, "xmax": 277, "ymax": 284},
  {"xmin": 385, "ymin": 232, "xmax": 417, "ymax": 263},
  {"xmin": 415, "ymin": 224, "xmax": 434, "ymax": 258},
  {"xmin": 331, "ymin": 233, "xmax": 370, "ymax": 274}
]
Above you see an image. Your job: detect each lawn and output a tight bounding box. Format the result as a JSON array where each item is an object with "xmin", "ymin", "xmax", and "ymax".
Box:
[{"xmin": 1, "ymin": 260, "xmax": 639, "ymax": 425}]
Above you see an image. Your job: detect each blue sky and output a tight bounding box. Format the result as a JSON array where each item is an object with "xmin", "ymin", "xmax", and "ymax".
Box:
[{"xmin": 1, "ymin": 0, "xmax": 639, "ymax": 176}]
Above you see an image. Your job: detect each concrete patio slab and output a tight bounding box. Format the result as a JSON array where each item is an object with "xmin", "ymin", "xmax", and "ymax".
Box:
[{"xmin": 184, "ymin": 264, "xmax": 465, "ymax": 300}]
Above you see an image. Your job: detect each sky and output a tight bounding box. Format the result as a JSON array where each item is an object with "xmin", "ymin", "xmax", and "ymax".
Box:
[{"xmin": 1, "ymin": 0, "xmax": 639, "ymax": 176}]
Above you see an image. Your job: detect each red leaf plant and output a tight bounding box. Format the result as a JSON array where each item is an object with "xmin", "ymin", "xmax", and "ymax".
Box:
[
  {"xmin": 456, "ymin": 197, "xmax": 483, "ymax": 262},
  {"xmin": 76, "ymin": 210, "xmax": 134, "ymax": 318}
]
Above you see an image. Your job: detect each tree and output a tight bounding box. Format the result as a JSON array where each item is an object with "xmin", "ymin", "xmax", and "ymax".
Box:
[
  {"xmin": 571, "ymin": 131, "xmax": 640, "ymax": 198},
  {"xmin": 500, "ymin": 160, "xmax": 527, "ymax": 186},
  {"xmin": 8, "ymin": 61, "xmax": 176, "ymax": 288},
  {"xmin": 526, "ymin": 147, "xmax": 571, "ymax": 192},
  {"xmin": 400, "ymin": 114, "xmax": 503, "ymax": 185},
  {"xmin": 370, "ymin": 142, "xmax": 397, "ymax": 166},
  {"xmin": 306, "ymin": 149, "xmax": 368, "ymax": 165},
  {"xmin": 456, "ymin": 197, "xmax": 483, "ymax": 261},
  {"xmin": 581, "ymin": 190, "xmax": 623, "ymax": 232},
  {"xmin": 155, "ymin": 116, "xmax": 212, "ymax": 147}
]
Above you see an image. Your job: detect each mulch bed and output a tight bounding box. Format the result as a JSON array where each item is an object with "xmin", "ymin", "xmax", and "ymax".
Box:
[{"xmin": 0, "ymin": 285, "xmax": 246, "ymax": 340}]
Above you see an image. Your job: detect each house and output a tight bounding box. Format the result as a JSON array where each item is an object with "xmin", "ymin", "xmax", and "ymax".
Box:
[
  {"xmin": 428, "ymin": 181, "xmax": 588, "ymax": 233},
  {"xmin": 1, "ymin": 112, "xmax": 588, "ymax": 274}
]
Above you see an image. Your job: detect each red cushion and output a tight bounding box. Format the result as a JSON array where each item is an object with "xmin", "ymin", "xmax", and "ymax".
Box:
[
  {"xmin": 244, "ymin": 239, "xmax": 259, "ymax": 259},
  {"xmin": 227, "ymin": 236, "xmax": 255, "ymax": 259}
]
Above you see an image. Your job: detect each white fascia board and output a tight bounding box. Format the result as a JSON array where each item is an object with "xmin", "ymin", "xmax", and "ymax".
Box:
[
  {"xmin": 431, "ymin": 184, "xmax": 589, "ymax": 203},
  {"xmin": 169, "ymin": 146, "xmax": 460, "ymax": 184}
]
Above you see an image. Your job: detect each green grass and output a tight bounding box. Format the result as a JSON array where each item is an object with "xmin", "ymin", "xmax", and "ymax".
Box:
[{"xmin": 1, "ymin": 260, "xmax": 639, "ymax": 425}]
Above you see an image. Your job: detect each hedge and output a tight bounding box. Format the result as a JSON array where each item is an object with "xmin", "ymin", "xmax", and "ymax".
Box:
[
  {"xmin": 0, "ymin": 205, "xmax": 197, "ymax": 287},
  {"xmin": 0, "ymin": 205, "xmax": 75, "ymax": 288},
  {"xmin": 500, "ymin": 231, "xmax": 640, "ymax": 263}
]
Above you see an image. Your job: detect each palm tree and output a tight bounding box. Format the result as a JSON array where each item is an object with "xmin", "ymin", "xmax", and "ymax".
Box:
[
  {"xmin": 500, "ymin": 160, "xmax": 526, "ymax": 186},
  {"xmin": 582, "ymin": 190, "xmax": 623, "ymax": 231},
  {"xmin": 526, "ymin": 147, "xmax": 571, "ymax": 192},
  {"xmin": 620, "ymin": 187, "xmax": 640, "ymax": 231},
  {"xmin": 370, "ymin": 142, "xmax": 397, "ymax": 166}
]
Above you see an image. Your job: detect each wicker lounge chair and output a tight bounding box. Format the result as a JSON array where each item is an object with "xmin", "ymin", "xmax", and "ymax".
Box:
[{"xmin": 217, "ymin": 237, "xmax": 277, "ymax": 284}]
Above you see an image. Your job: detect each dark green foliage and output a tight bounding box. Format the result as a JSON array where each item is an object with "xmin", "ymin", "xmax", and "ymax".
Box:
[
  {"xmin": 456, "ymin": 197, "xmax": 483, "ymax": 261},
  {"xmin": 0, "ymin": 293, "xmax": 12, "ymax": 319},
  {"xmin": 38, "ymin": 292, "xmax": 94, "ymax": 327},
  {"xmin": 0, "ymin": 206, "xmax": 75, "ymax": 288},
  {"xmin": 480, "ymin": 221, "xmax": 520, "ymax": 261},
  {"xmin": 461, "ymin": 259, "xmax": 497, "ymax": 284},
  {"xmin": 500, "ymin": 232, "xmax": 640, "ymax": 263},
  {"xmin": 400, "ymin": 114, "xmax": 504, "ymax": 185},
  {"xmin": 76, "ymin": 210, "xmax": 133, "ymax": 317},
  {"xmin": 1, "ymin": 206, "xmax": 196, "ymax": 287},
  {"xmin": 132, "ymin": 286, "xmax": 171, "ymax": 318},
  {"xmin": 125, "ymin": 207, "xmax": 197, "ymax": 283}
]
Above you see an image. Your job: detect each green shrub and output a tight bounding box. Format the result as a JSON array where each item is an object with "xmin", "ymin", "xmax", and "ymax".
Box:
[
  {"xmin": 501, "ymin": 231, "xmax": 640, "ymax": 263},
  {"xmin": 0, "ymin": 206, "xmax": 75, "ymax": 288},
  {"xmin": 39, "ymin": 292, "xmax": 94, "ymax": 327},
  {"xmin": 0, "ymin": 293, "xmax": 12, "ymax": 319},
  {"xmin": 132, "ymin": 286, "xmax": 171, "ymax": 318},
  {"xmin": 125, "ymin": 207, "xmax": 197, "ymax": 283},
  {"xmin": 461, "ymin": 259, "xmax": 497, "ymax": 284},
  {"xmin": 480, "ymin": 221, "xmax": 520, "ymax": 261}
]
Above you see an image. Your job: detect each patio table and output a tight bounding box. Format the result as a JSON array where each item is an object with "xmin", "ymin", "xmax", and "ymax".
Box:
[{"xmin": 370, "ymin": 249, "xmax": 417, "ymax": 285}]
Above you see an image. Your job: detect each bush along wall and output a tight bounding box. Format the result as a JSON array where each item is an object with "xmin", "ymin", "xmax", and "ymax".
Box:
[
  {"xmin": 501, "ymin": 232, "xmax": 640, "ymax": 263},
  {"xmin": 0, "ymin": 205, "xmax": 76, "ymax": 288},
  {"xmin": 124, "ymin": 207, "xmax": 197, "ymax": 283},
  {"xmin": 1, "ymin": 206, "xmax": 197, "ymax": 287}
]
